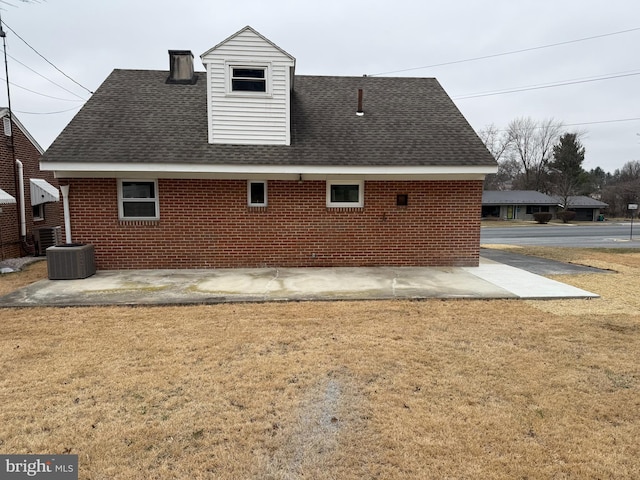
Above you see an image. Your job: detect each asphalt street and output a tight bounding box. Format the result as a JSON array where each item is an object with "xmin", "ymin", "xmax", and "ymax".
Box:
[
  {"xmin": 480, "ymin": 248, "xmax": 610, "ymax": 275},
  {"xmin": 481, "ymin": 223, "xmax": 640, "ymax": 248}
]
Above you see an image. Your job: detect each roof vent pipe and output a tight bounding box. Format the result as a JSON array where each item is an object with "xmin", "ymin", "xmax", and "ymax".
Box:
[
  {"xmin": 166, "ymin": 50, "xmax": 197, "ymax": 84},
  {"xmin": 356, "ymin": 88, "xmax": 364, "ymax": 116}
]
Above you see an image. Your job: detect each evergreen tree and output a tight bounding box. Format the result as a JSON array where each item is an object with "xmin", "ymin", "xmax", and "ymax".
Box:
[{"xmin": 550, "ymin": 133, "xmax": 587, "ymax": 212}]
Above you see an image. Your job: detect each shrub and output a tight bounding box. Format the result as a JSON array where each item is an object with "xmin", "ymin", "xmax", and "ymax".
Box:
[
  {"xmin": 557, "ymin": 210, "xmax": 577, "ymax": 223},
  {"xmin": 533, "ymin": 212, "xmax": 553, "ymax": 224}
]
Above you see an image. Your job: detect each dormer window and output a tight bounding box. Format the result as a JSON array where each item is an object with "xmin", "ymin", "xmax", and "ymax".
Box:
[{"xmin": 231, "ymin": 66, "xmax": 267, "ymax": 92}]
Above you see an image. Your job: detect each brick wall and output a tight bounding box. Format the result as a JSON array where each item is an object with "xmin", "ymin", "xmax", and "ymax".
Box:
[
  {"xmin": 0, "ymin": 118, "xmax": 62, "ymax": 259},
  {"xmin": 64, "ymin": 178, "xmax": 483, "ymax": 269}
]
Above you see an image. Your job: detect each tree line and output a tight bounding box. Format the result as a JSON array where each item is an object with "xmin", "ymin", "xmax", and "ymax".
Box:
[{"xmin": 478, "ymin": 117, "xmax": 640, "ymax": 217}]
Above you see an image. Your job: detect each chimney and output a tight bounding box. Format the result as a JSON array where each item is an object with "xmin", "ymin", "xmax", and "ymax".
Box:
[
  {"xmin": 356, "ymin": 88, "xmax": 364, "ymax": 116},
  {"xmin": 166, "ymin": 50, "xmax": 197, "ymax": 84}
]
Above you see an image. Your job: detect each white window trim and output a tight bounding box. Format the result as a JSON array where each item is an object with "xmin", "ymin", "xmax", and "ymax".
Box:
[
  {"xmin": 32, "ymin": 203, "xmax": 44, "ymax": 221},
  {"xmin": 118, "ymin": 179, "xmax": 159, "ymax": 220},
  {"xmin": 247, "ymin": 180, "xmax": 267, "ymax": 207},
  {"xmin": 326, "ymin": 180, "xmax": 364, "ymax": 208},
  {"xmin": 226, "ymin": 63, "xmax": 271, "ymax": 96}
]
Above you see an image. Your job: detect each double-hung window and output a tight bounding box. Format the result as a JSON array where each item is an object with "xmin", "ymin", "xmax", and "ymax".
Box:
[
  {"xmin": 326, "ymin": 180, "xmax": 364, "ymax": 208},
  {"xmin": 118, "ymin": 180, "xmax": 159, "ymax": 220},
  {"xmin": 230, "ymin": 66, "xmax": 267, "ymax": 93}
]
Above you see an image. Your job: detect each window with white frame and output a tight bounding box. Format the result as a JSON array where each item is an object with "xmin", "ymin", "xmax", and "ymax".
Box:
[
  {"xmin": 248, "ymin": 180, "xmax": 267, "ymax": 206},
  {"xmin": 326, "ymin": 180, "xmax": 364, "ymax": 208},
  {"xmin": 118, "ymin": 180, "xmax": 159, "ymax": 220},
  {"xmin": 230, "ymin": 66, "xmax": 267, "ymax": 93},
  {"xmin": 32, "ymin": 204, "xmax": 44, "ymax": 221}
]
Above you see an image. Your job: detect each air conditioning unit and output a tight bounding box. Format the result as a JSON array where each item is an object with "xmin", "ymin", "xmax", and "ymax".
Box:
[
  {"xmin": 46, "ymin": 244, "xmax": 96, "ymax": 280},
  {"xmin": 34, "ymin": 226, "xmax": 62, "ymax": 256}
]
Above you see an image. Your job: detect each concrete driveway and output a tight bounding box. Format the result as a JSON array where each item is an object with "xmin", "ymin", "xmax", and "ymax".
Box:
[{"xmin": 0, "ymin": 256, "xmax": 599, "ymax": 307}]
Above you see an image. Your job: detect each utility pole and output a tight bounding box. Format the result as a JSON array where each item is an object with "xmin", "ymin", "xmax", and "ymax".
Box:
[{"xmin": 0, "ymin": 12, "xmax": 24, "ymax": 254}]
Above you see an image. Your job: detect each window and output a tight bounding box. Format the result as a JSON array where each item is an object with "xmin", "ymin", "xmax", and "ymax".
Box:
[
  {"xmin": 526, "ymin": 205, "xmax": 550, "ymax": 215},
  {"xmin": 118, "ymin": 180, "xmax": 159, "ymax": 220},
  {"xmin": 231, "ymin": 67, "xmax": 267, "ymax": 92},
  {"xmin": 248, "ymin": 181, "xmax": 267, "ymax": 206},
  {"xmin": 326, "ymin": 180, "xmax": 364, "ymax": 208},
  {"xmin": 32, "ymin": 204, "xmax": 44, "ymax": 221}
]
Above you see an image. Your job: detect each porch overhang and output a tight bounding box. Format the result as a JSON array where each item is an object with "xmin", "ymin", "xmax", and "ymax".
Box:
[
  {"xmin": 30, "ymin": 178, "xmax": 60, "ymax": 205},
  {"xmin": 0, "ymin": 187, "xmax": 16, "ymax": 204}
]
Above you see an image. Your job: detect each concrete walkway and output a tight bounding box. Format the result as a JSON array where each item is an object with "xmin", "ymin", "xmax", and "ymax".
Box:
[{"xmin": 0, "ymin": 257, "xmax": 598, "ymax": 307}]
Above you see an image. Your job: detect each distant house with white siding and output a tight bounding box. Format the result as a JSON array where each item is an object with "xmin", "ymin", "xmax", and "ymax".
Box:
[{"xmin": 40, "ymin": 26, "xmax": 497, "ymax": 270}]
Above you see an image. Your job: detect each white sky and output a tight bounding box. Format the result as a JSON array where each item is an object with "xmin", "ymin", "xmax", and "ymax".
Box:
[{"xmin": 2, "ymin": 0, "xmax": 639, "ymax": 172}]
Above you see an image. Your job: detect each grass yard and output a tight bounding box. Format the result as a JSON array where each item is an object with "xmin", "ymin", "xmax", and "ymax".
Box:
[{"xmin": 1, "ymin": 248, "xmax": 639, "ymax": 479}]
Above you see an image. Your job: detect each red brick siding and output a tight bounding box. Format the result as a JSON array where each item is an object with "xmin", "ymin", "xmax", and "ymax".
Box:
[
  {"xmin": 0, "ymin": 118, "xmax": 61, "ymax": 259},
  {"xmin": 64, "ymin": 178, "xmax": 483, "ymax": 269}
]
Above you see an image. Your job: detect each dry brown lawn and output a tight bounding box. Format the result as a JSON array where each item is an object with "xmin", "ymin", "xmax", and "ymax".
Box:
[{"xmin": 1, "ymin": 248, "xmax": 639, "ymax": 479}]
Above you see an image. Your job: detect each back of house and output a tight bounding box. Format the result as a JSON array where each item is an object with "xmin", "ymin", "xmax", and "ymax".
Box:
[{"xmin": 40, "ymin": 26, "xmax": 497, "ymax": 270}]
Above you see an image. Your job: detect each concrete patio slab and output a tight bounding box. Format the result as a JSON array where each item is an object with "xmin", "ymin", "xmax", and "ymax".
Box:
[{"xmin": 0, "ymin": 258, "xmax": 599, "ymax": 307}]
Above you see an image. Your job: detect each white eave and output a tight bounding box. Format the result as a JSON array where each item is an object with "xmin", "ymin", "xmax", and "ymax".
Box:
[
  {"xmin": 0, "ymin": 187, "xmax": 16, "ymax": 204},
  {"xmin": 30, "ymin": 178, "xmax": 60, "ymax": 205},
  {"xmin": 39, "ymin": 162, "xmax": 498, "ymax": 181}
]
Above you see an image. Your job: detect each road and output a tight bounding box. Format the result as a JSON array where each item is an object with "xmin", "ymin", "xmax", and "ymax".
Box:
[{"xmin": 481, "ymin": 223, "xmax": 640, "ymax": 248}]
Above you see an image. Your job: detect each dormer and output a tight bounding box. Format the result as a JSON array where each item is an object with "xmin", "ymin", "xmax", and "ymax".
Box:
[{"xmin": 200, "ymin": 26, "xmax": 296, "ymax": 146}]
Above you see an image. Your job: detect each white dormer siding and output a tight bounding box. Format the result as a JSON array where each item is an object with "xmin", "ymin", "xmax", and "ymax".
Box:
[{"xmin": 201, "ymin": 26, "xmax": 296, "ymax": 146}]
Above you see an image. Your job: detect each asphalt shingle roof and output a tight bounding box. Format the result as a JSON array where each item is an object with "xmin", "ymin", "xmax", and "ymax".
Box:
[
  {"xmin": 553, "ymin": 195, "xmax": 608, "ymax": 208},
  {"xmin": 482, "ymin": 190, "xmax": 558, "ymax": 205},
  {"xmin": 42, "ymin": 69, "xmax": 497, "ymax": 168}
]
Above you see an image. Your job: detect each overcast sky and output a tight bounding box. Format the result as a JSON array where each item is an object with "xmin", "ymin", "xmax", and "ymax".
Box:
[{"xmin": 2, "ymin": 0, "xmax": 639, "ymax": 172}]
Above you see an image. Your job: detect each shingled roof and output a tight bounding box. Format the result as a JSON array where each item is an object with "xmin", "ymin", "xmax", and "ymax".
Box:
[
  {"xmin": 482, "ymin": 190, "xmax": 559, "ymax": 205},
  {"xmin": 41, "ymin": 69, "xmax": 496, "ymax": 169}
]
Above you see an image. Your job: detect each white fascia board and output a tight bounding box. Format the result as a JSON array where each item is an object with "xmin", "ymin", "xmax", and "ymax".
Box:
[{"xmin": 40, "ymin": 162, "xmax": 498, "ymax": 180}]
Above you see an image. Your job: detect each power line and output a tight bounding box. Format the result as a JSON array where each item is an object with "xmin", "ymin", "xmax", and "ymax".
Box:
[
  {"xmin": 1, "ymin": 20, "xmax": 94, "ymax": 94},
  {"xmin": 0, "ymin": 74, "xmax": 86, "ymax": 101},
  {"xmin": 369, "ymin": 26, "xmax": 640, "ymax": 76},
  {"xmin": 14, "ymin": 105, "xmax": 82, "ymax": 115},
  {"xmin": 453, "ymin": 70, "xmax": 640, "ymax": 100},
  {"xmin": 564, "ymin": 117, "xmax": 640, "ymax": 128},
  {"xmin": 485, "ymin": 117, "xmax": 640, "ymax": 134},
  {"xmin": 7, "ymin": 52, "xmax": 88, "ymax": 100}
]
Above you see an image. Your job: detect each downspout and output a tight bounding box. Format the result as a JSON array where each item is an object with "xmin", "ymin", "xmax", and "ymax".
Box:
[
  {"xmin": 60, "ymin": 185, "xmax": 72, "ymax": 244},
  {"xmin": 15, "ymin": 159, "xmax": 25, "ymax": 238}
]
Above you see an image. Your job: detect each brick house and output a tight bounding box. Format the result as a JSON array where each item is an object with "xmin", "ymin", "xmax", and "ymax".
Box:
[
  {"xmin": 0, "ymin": 109, "xmax": 61, "ymax": 260},
  {"xmin": 40, "ymin": 26, "xmax": 497, "ymax": 270}
]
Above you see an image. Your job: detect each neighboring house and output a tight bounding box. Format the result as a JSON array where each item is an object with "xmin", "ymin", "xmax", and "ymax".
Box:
[
  {"xmin": 0, "ymin": 109, "xmax": 61, "ymax": 260},
  {"xmin": 40, "ymin": 26, "xmax": 497, "ymax": 270},
  {"xmin": 482, "ymin": 191, "xmax": 558, "ymax": 221},
  {"xmin": 482, "ymin": 190, "xmax": 608, "ymax": 221},
  {"xmin": 552, "ymin": 195, "xmax": 608, "ymax": 221}
]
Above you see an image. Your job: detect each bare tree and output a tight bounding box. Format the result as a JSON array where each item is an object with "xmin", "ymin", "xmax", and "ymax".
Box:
[
  {"xmin": 600, "ymin": 161, "xmax": 640, "ymax": 217},
  {"xmin": 484, "ymin": 157, "xmax": 522, "ymax": 190},
  {"xmin": 478, "ymin": 124, "xmax": 521, "ymax": 190},
  {"xmin": 477, "ymin": 124, "xmax": 511, "ymax": 162},
  {"xmin": 506, "ymin": 117, "xmax": 564, "ymax": 192}
]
